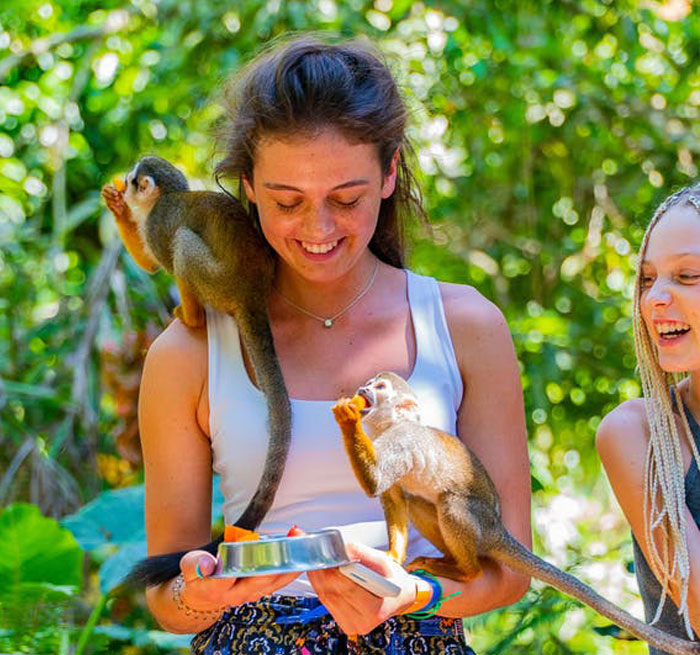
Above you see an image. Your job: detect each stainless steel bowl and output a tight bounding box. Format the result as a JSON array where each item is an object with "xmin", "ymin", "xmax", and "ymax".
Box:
[{"xmin": 212, "ymin": 528, "xmax": 352, "ymax": 577}]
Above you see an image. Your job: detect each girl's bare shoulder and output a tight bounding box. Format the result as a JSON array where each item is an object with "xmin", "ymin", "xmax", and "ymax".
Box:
[{"xmin": 596, "ymin": 398, "xmax": 649, "ymax": 458}]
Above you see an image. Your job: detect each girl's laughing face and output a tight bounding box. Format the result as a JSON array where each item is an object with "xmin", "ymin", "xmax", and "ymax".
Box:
[{"xmin": 640, "ymin": 203, "xmax": 700, "ymax": 373}]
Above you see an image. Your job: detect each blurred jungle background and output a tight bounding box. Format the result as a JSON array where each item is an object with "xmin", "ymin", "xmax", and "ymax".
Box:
[{"xmin": 1, "ymin": 0, "xmax": 699, "ymax": 652}]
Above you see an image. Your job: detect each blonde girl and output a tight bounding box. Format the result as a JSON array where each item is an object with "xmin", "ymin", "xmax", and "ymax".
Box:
[{"xmin": 598, "ymin": 184, "xmax": 700, "ymax": 654}]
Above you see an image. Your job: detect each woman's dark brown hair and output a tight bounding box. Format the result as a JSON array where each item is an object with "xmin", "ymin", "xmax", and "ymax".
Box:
[{"xmin": 214, "ymin": 34, "xmax": 425, "ymax": 269}]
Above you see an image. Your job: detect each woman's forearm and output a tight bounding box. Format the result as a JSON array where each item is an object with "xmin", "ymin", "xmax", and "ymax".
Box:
[{"xmin": 436, "ymin": 557, "xmax": 529, "ymax": 618}]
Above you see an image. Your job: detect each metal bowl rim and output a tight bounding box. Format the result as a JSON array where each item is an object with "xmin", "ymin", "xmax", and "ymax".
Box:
[
  {"xmin": 219, "ymin": 528, "xmax": 343, "ymax": 546},
  {"xmin": 213, "ymin": 528, "xmax": 350, "ymax": 577},
  {"xmin": 209, "ymin": 558, "xmax": 354, "ymax": 578}
]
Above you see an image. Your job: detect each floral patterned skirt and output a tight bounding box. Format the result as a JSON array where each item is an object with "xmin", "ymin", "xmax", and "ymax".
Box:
[{"xmin": 190, "ymin": 595, "xmax": 476, "ymax": 655}]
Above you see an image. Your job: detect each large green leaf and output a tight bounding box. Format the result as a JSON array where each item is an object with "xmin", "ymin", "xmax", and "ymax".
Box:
[
  {"xmin": 0, "ymin": 503, "xmax": 83, "ymax": 594},
  {"xmin": 62, "ymin": 480, "xmax": 225, "ymax": 592},
  {"xmin": 62, "ymin": 479, "xmax": 225, "ymax": 551},
  {"xmin": 99, "ymin": 540, "xmax": 147, "ymax": 594},
  {"xmin": 61, "ymin": 485, "xmax": 146, "ymax": 551}
]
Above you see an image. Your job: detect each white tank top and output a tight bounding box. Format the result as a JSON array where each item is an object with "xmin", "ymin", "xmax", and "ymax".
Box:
[{"xmin": 206, "ymin": 269, "xmax": 463, "ymax": 596}]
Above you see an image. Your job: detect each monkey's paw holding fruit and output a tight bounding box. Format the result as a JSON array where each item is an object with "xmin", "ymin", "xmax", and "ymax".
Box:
[
  {"xmin": 332, "ymin": 395, "xmax": 366, "ymax": 425},
  {"xmin": 101, "ymin": 183, "xmax": 131, "ymax": 223}
]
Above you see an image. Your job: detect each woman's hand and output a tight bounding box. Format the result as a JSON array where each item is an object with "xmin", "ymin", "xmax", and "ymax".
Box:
[
  {"xmin": 179, "ymin": 549, "xmax": 302, "ymax": 609},
  {"xmin": 307, "ymin": 542, "xmax": 419, "ymax": 635}
]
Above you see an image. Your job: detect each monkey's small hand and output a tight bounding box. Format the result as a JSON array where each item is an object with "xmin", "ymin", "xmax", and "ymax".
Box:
[
  {"xmin": 332, "ymin": 396, "xmax": 365, "ymax": 427},
  {"xmin": 406, "ymin": 555, "xmax": 481, "ymax": 582},
  {"xmin": 101, "ymin": 184, "xmax": 132, "ymax": 223}
]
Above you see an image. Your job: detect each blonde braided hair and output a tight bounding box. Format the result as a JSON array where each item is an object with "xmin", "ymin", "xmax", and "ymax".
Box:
[{"xmin": 632, "ymin": 183, "xmax": 700, "ymax": 636}]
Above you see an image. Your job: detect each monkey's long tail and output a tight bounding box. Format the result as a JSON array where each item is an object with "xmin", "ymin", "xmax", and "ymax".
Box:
[
  {"xmin": 126, "ymin": 536, "xmax": 223, "ymax": 587},
  {"xmin": 234, "ymin": 315, "xmax": 292, "ymax": 530},
  {"xmin": 493, "ymin": 531, "xmax": 700, "ymax": 655},
  {"xmin": 125, "ymin": 308, "xmax": 290, "ymax": 588}
]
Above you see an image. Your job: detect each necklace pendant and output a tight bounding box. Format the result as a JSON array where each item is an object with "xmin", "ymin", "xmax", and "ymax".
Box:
[{"xmin": 323, "ymin": 319, "xmax": 333, "ymax": 328}]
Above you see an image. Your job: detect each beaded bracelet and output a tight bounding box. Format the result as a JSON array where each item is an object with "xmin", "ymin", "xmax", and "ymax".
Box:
[
  {"xmin": 172, "ymin": 573, "xmax": 227, "ymax": 622},
  {"xmin": 403, "ymin": 569, "xmax": 462, "ymax": 619}
]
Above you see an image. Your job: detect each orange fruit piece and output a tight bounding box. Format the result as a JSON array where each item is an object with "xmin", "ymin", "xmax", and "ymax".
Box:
[
  {"xmin": 224, "ymin": 525, "xmax": 261, "ymax": 543},
  {"xmin": 113, "ymin": 177, "xmax": 126, "ymax": 192},
  {"xmin": 350, "ymin": 395, "xmax": 367, "ymax": 410}
]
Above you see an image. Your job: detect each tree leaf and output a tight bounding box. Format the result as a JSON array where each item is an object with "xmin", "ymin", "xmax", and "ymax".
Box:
[
  {"xmin": 0, "ymin": 503, "xmax": 83, "ymax": 594},
  {"xmin": 99, "ymin": 541, "xmax": 147, "ymax": 594},
  {"xmin": 62, "ymin": 479, "xmax": 225, "ymax": 551},
  {"xmin": 61, "ymin": 485, "xmax": 146, "ymax": 551}
]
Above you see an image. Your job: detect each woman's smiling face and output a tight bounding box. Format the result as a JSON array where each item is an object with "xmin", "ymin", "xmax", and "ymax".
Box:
[
  {"xmin": 243, "ymin": 128, "xmax": 397, "ymax": 283},
  {"xmin": 640, "ymin": 203, "xmax": 700, "ymax": 373}
]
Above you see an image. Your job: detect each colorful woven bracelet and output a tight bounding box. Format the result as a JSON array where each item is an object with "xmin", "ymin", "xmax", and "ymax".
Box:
[
  {"xmin": 404, "ymin": 569, "xmax": 462, "ymax": 619},
  {"xmin": 404, "ymin": 571, "xmax": 441, "ymax": 614}
]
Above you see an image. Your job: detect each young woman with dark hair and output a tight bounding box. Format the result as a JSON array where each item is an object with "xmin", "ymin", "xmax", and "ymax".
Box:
[{"xmin": 139, "ymin": 35, "xmax": 532, "ymax": 654}]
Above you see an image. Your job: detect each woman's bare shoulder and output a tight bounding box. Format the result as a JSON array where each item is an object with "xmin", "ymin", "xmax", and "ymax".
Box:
[
  {"xmin": 436, "ymin": 280, "xmax": 512, "ymax": 363},
  {"xmin": 143, "ymin": 319, "xmax": 207, "ymax": 384},
  {"xmin": 596, "ymin": 398, "xmax": 649, "ymax": 458},
  {"xmin": 437, "ymin": 280, "xmax": 506, "ymax": 328},
  {"xmin": 140, "ymin": 319, "xmax": 210, "ymax": 438}
]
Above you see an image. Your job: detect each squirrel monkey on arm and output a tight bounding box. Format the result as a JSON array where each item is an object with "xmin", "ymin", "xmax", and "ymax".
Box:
[
  {"xmin": 101, "ymin": 156, "xmax": 291, "ymax": 584},
  {"xmin": 332, "ymin": 372, "xmax": 700, "ymax": 655}
]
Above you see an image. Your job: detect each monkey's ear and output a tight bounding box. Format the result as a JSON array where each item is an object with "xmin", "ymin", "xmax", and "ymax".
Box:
[{"xmin": 137, "ymin": 175, "xmax": 158, "ymax": 197}]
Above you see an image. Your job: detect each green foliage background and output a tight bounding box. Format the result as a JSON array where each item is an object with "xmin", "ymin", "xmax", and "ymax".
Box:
[{"xmin": 1, "ymin": 0, "xmax": 699, "ymax": 652}]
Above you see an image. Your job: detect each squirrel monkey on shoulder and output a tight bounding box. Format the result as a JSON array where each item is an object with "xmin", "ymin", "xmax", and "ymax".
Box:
[
  {"xmin": 332, "ymin": 372, "xmax": 700, "ymax": 655},
  {"xmin": 102, "ymin": 156, "xmax": 291, "ymax": 585}
]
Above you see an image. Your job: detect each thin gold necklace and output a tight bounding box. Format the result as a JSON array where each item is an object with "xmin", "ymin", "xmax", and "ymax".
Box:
[{"xmin": 275, "ymin": 261, "xmax": 379, "ymax": 328}]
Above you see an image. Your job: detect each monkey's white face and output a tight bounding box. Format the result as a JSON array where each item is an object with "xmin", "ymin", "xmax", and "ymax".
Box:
[
  {"xmin": 123, "ymin": 165, "xmax": 160, "ymax": 226},
  {"xmin": 357, "ymin": 372, "xmax": 420, "ymax": 434}
]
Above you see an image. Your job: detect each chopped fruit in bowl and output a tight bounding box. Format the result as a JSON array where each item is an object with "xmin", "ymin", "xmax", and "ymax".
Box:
[{"xmin": 224, "ymin": 524, "xmax": 260, "ymax": 543}]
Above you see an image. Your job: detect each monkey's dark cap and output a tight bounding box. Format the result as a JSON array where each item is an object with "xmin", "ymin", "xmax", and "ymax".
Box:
[{"xmin": 137, "ymin": 156, "xmax": 189, "ymax": 193}]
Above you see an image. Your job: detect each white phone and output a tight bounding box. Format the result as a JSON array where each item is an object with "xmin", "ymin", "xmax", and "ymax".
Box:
[{"xmin": 338, "ymin": 562, "xmax": 401, "ymax": 597}]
